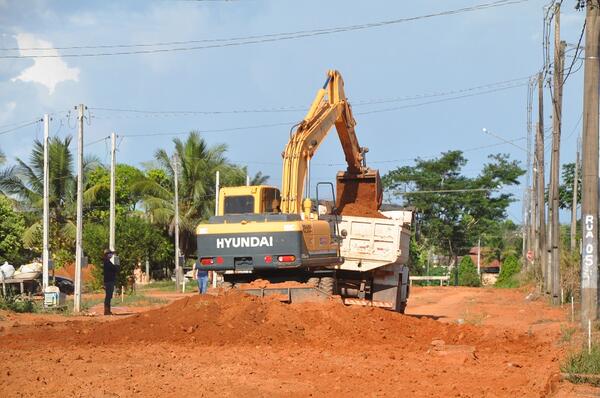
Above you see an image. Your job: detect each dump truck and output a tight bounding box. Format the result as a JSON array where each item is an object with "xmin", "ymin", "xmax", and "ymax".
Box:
[{"xmin": 195, "ymin": 70, "xmax": 412, "ymax": 312}]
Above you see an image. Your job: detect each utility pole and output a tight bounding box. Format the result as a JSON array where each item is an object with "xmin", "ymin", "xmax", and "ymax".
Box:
[
  {"xmin": 172, "ymin": 154, "xmax": 181, "ymax": 292},
  {"xmin": 74, "ymin": 104, "xmax": 85, "ymax": 313},
  {"xmin": 581, "ymin": 0, "xmax": 600, "ymax": 324},
  {"xmin": 215, "ymin": 170, "xmax": 220, "ymax": 216},
  {"xmin": 536, "ymin": 72, "xmax": 547, "ymax": 292},
  {"xmin": 477, "ymin": 238, "xmax": 481, "ymax": 276},
  {"xmin": 42, "ymin": 114, "xmax": 50, "ymax": 292},
  {"xmin": 246, "ymin": 174, "xmax": 250, "ymax": 186},
  {"xmin": 549, "ymin": 2, "xmax": 565, "ymax": 305},
  {"xmin": 528, "ymin": 79, "xmax": 537, "ymax": 269},
  {"xmin": 109, "ymin": 132, "xmax": 117, "ymax": 252},
  {"xmin": 212, "ymin": 170, "xmax": 220, "ymax": 289},
  {"xmin": 571, "ymin": 134, "xmax": 580, "ymax": 253}
]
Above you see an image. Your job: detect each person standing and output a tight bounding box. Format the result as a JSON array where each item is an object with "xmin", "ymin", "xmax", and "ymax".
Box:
[
  {"xmin": 102, "ymin": 249, "xmax": 119, "ymax": 315},
  {"xmin": 193, "ymin": 261, "xmax": 209, "ymax": 294}
]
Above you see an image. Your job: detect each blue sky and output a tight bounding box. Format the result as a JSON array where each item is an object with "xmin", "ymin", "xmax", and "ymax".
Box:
[{"xmin": 0, "ymin": 0, "xmax": 586, "ymax": 222}]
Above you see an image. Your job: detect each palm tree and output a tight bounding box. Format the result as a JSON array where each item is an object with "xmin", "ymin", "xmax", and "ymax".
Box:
[
  {"xmin": 2, "ymin": 136, "xmax": 97, "ymax": 259},
  {"xmin": 135, "ymin": 131, "xmax": 247, "ymax": 256},
  {"xmin": 0, "ymin": 148, "xmax": 16, "ymax": 196}
]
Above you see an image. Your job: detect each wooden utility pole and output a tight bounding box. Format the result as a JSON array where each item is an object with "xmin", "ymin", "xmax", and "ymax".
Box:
[
  {"xmin": 74, "ymin": 104, "xmax": 85, "ymax": 313},
  {"xmin": 581, "ymin": 0, "xmax": 600, "ymax": 324},
  {"xmin": 109, "ymin": 132, "xmax": 117, "ymax": 252},
  {"xmin": 42, "ymin": 114, "xmax": 50, "ymax": 292},
  {"xmin": 549, "ymin": 2, "xmax": 564, "ymax": 305},
  {"xmin": 571, "ymin": 134, "xmax": 580, "ymax": 253},
  {"xmin": 536, "ymin": 72, "xmax": 547, "ymax": 291}
]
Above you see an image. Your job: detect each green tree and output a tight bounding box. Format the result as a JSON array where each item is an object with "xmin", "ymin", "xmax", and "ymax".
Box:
[
  {"xmin": 383, "ymin": 151, "xmax": 524, "ymax": 261},
  {"xmin": 495, "ymin": 254, "xmax": 520, "ymax": 288},
  {"xmin": 134, "ymin": 131, "xmax": 260, "ymax": 256},
  {"xmin": 84, "ymin": 164, "xmax": 145, "ymax": 223},
  {"xmin": 0, "ymin": 195, "xmax": 27, "ymax": 264},
  {"xmin": 457, "ymin": 255, "xmax": 481, "ymax": 287},
  {"xmin": 0, "ymin": 148, "xmax": 16, "ymax": 196},
  {"xmin": 1, "ymin": 136, "xmax": 98, "ymax": 267},
  {"xmin": 84, "ymin": 216, "xmax": 173, "ymax": 289},
  {"xmin": 557, "ymin": 162, "xmax": 581, "ymax": 210}
]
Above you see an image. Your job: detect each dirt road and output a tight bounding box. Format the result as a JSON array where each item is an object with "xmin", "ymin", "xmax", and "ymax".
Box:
[{"xmin": 0, "ymin": 286, "xmax": 593, "ymax": 397}]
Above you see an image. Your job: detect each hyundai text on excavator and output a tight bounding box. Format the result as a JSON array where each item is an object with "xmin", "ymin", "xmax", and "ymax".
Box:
[{"xmin": 195, "ymin": 70, "xmax": 412, "ymax": 312}]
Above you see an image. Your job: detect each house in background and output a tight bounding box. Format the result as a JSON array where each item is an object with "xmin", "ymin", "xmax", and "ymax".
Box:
[{"xmin": 468, "ymin": 247, "xmax": 502, "ymax": 286}]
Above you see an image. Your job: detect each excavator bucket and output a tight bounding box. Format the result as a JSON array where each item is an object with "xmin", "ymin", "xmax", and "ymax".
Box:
[{"xmin": 335, "ymin": 169, "xmax": 383, "ymax": 216}]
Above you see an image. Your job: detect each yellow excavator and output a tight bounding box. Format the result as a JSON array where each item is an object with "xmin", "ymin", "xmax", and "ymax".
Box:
[{"xmin": 196, "ymin": 70, "xmax": 410, "ymax": 311}]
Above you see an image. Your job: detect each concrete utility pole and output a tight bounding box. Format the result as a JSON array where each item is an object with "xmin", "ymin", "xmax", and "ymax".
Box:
[
  {"xmin": 213, "ymin": 170, "xmax": 220, "ymax": 289},
  {"xmin": 536, "ymin": 73, "xmax": 547, "ymax": 292},
  {"xmin": 549, "ymin": 3, "xmax": 565, "ymax": 305},
  {"xmin": 527, "ymin": 79, "xmax": 536, "ymax": 269},
  {"xmin": 581, "ymin": 0, "xmax": 600, "ymax": 324},
  {"xmin": 172, "ymin": 154, "xmax": 181, "ymax": 292},
  {"xmin": 109, "ymin": 132, "xmax": 117, "ymax": 252},
  {"xmin": 571, "ymin": 134, "xmax": 580, "ymax": 253},
  {"xmin": 215, "ymin": 170, "xmax": 220, "ymax": 216},
  {"xmin": 246, "ymin": 174, "xmax": 250, "ymax": 186},
  {"xmin": 74, "ymin": 104, "xmax": 85, "ymax": 313},
  {"xmin": 42, "ymin": 114, "xmax": 50, "ymax": 291},
  {"xmin": 477, "ymin": 238, "xmax": 481, "ymax": 276}
]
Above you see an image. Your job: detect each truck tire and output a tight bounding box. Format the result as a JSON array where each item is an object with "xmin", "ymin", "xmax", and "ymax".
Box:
[
  {"xmin": 397, "ymin": 301, "xmax": 407, "ymax": 314},
  {"xmin": 318, "ymin": 277, "xmax": 335, "ymax": 295},
  {"xmin": 307, "ymin": 277, "xmax": 320, "ymax": 287}
]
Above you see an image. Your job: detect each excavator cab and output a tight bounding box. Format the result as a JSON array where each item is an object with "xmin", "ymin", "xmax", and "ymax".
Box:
[{"xmin": 218, "ymin": 186, "xmax": 282, "ymax": 216}]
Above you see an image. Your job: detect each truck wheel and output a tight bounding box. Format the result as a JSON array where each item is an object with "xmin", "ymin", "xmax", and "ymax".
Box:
[
  {"xmin": 318, "ymin": 277, "xmax": 336, "ymax": 295},
  {"xmin": 307, "ymin": 277, "xmax": 320, "ymax": 287},
  {"xmin": 397, "ymin": 301, "xmax": 407, "ymax": 314}
]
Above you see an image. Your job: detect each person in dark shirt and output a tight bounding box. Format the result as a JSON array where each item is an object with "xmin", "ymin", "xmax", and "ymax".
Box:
[
  {"xmin": 102, "ymin": 249, "xmax": 119, "ymax": 315},
  {"xmin": 192, "ymin": 260, "xmax": 209, "ymax": 294}
]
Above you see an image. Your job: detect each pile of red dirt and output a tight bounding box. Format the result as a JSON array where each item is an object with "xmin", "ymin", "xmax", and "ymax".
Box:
[
  {"xmin": 5, "ymin": 292, "xmax": 543, "ymax": 353},
  {"xmin": 338, "ymin": 202, "xmax": 389, "ymax": 219}
]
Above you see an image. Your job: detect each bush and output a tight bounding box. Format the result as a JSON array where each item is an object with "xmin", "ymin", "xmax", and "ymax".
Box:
[
  {"xmin": 457, "ymin": 256, "xmax": 481, "ymax": 287},
  {"xmin": 495, "ymin": 254, "xmax": 520, "ymax": 288},
  {"xmin": 0, "ymin": 295, "xmax": 37, "ymax": 313},
  {"xmin": 561, "ymin": 344, "xmax": 600, "ymax": 386}
]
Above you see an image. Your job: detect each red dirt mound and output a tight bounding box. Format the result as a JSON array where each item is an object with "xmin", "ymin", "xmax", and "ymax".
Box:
[{"xmin": 3, "ymin": 292, "xmax": 543, "ymax": 354}]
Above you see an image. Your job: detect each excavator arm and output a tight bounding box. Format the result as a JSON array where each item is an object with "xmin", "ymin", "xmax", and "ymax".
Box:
[{"xmin": 280, "ymin": 70, "xmax": 382, "ymax": 214}]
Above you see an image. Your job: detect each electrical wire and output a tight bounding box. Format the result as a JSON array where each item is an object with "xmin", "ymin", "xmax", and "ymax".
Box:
[
  {"xmin": 88, "ymin": 76, "xmax": 533, "ymax": 118},
  {"xmin": 0, "ymin": 0, "xmax": 531, "ymax": 59},
  {"xmin": 0, "ymin": 119, "xmax": 43, "ymax": 136}
]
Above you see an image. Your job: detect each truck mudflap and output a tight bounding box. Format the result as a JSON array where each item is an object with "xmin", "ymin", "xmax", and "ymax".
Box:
[{"xmin": 370, "ymin": 265, "xmax": 410, "ymax": 313}]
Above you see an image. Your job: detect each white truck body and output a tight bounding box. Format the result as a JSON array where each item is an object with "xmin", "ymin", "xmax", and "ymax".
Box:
[{"xmin": 324, "ymin": 211, "xmax": 412, "ymax": 272}]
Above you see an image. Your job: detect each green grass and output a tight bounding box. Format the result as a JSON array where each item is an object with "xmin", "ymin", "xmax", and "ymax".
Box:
[
  {"xmin": 561, "ymin": 344, "xmax": 600, "ymax": 386},
  {"xmin": 0, "ymin": 295, "xmax": 39, "ymax": 313},
  {"xmin": 559, "ymin": 325, "xmax": 577, "ymax": 343},
  {"xmin": 137, "ymin": 280, "xmax": 177, "ymax": 292},
  {"xmin": 84, "ymin": 293, "xmax": 167, "ymax": 308}
]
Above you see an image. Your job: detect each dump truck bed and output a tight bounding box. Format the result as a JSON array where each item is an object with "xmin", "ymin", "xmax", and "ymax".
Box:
[{"xmin": 324, "ymin": 213, "xmax": 411, "ymax": 272}]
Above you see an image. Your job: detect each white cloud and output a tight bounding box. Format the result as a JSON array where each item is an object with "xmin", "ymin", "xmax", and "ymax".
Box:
[
  {"xmin": 0, "ymin": 101, "xmax": 16, "ymax": 124},
  {"xmin": 11, "ymin": 33, "xmax": 80, "ymax": 95}
]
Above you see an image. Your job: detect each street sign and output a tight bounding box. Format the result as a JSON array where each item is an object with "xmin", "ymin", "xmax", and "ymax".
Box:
[{"xmin": 526, "ymin": 250, "xmax": 534, "ymax": 263}]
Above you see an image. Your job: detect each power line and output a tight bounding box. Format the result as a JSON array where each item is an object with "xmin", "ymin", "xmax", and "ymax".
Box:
[
  {"xmin": 356, "ymin": 82, "xmax": 528, "ymax": 116},
  {"xmin": 0, "ymin": 0, "xmax": 530, "ymax": 59},
  {"xmin": 88, "ymin": 76, "xmax": 532, "ymax": 118},
  {"xmin": 119, "ymin": 121, "xmax": 295, "ymax": 137},
  {"xmin": 0, "ymin": 119, "xmax": 43, "ymax": 136}
]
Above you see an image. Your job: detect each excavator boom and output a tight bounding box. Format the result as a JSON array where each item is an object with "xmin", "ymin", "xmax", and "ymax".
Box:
[{"xmin": 280, "ymin": 70, "xmax": 382, "ymax": 214}]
